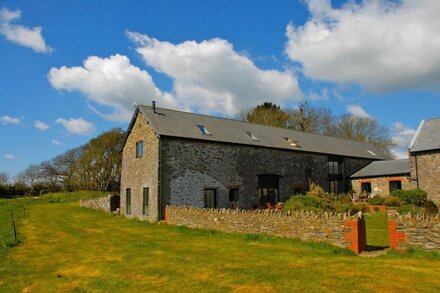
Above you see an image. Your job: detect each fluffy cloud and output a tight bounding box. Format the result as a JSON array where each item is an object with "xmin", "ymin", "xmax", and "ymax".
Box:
[
  {"xmin": 128, "ymin": 32, "xmax": 302, "ymax": 116},
  {"xmin": 0, "ymin": 7, "xmax": 52, "ymax": 53},
  {"xmin": 346, "ymin": 104, "xmax": 371, "ymax": 118},
  {"xmin": 286, "ymin": 0, "xmax": 440, "ymax": 92},
  {"xmin": 51, "ymin": 139, "xmax": 61, "ymax": 145},
  {"xmin": 0, "ymin": 115, "xmax": 20, "ymax": 125},
  {"xmin": 34, "ymin": 120, "xmax": 49, "ymax": 130},
  {"xmin": 4, "ymin": 154, "xmax": 15, "ymax": 160},
  {"xmin": 55, "ymin": 118, "xmax": 95, "ymax": 136},
  {"xmin": 48, "ymin": 54, "xmax": 175, "ymax": 122},
  {"xmin": 390, "ymin": 122, "xmax": 417, "ymax": 159}
]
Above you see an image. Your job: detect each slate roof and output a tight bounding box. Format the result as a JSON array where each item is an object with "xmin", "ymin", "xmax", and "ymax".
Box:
[
  {"xmin": 126, "ymin": 105, "xmax": 390, "ymax": 160},
  {"xmin": 350, "ymin": 159, "xmax": 410, "ymax": 178},
  {"xmin": 409, "ymin": 118, "xmax": 440, "ymax": 153}
]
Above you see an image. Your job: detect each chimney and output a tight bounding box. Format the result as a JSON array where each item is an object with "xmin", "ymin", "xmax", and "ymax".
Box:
[{"xmin": 152, "ymin": 101, "xmax": 156, "ymax": 114}]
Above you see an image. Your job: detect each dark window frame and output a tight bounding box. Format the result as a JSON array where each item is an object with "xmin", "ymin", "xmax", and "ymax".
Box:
[
  {"xmin": 136, "ymin": 140, "xmax": 144, "ymax": 158},
  {"xmin": 389, "ymin": 180, "xmax": 402, "ymax": 193},
  {"xmin": 126, "ymin": 188, "xmax": 131, "ymax": 215},
  {"xmin": 361, "ymin": 182, "xmax": 372, "ymax": 194},
  {"xmin": 142, "ymin": 187, "xmax": 149, "ymax": 216},
  {"xmin": 229, "ymin": 188, "xmax": 239, "ymax": 202},
  {"xmin": 204, "ymin": 189, "xmax": 217, "ymax": 208}
]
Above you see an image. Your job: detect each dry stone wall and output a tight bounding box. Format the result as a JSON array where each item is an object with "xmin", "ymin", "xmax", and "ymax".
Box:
[
  {"xmin": 389, "ymin": 213, "xmax": 440, "ymax": 250},
  {"xmin": 410, "ymin": 151, "xmax": 440, "ymax": 203},
  {"xmin": 165, "ymin": 205, "xmax": 363, "ymax": 249},
  {"xmin": 80, "ymin": 194, "xmax": 120, "ymax": 213}
]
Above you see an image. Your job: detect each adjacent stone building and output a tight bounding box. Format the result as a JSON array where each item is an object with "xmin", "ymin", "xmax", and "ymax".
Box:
[
  {"xmin": 350, "ymin": 159, "xmax": 411, "ymax": 197},
  {"xmin": 350, "ymin": 118, "xmax": 440, "ymax": 203},
  {"xmin": 408, "ymin": 118, "xmax": 440, "ymax": 203},
  {"xmin": 120, "ymin": 104, "xmax": 389, "ymax": 221}
]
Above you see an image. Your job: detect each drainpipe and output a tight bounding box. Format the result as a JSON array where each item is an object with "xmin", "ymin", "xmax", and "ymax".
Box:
[{"xmin": 415, "ymin": 154, "xmax": 419, "ymax": 189}]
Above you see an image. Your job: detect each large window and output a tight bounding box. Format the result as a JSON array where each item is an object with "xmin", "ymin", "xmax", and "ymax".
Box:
[
  {"xmin": 389, "ymin": 180, "xmax": 402, "ymax": 193},
  {"xmin": 136, "ymin": 140, "xmax": 143, "ymax": 158},
  {"xmin": 229, "ymin": 188, "xmax": 239, "ymax": 202},
  {"xmin": 258, "ymin": 175, "xmax": 280, "ymax": 206},
  {"xmin": 361, "ymin": 182, "xmax": 372, "ymax": 194},
  {"xmin": 204, "ymin": 189, "xmax": 217, "ymax": 208},
  {"xmin": 126, "ymin": 188, "xmax": 131, "ymax": 215},
  {"xmin": 329, "ymin": 180, "xmax": 342, "ymax": 194},
  {"xmin": 328, "ymin": 160, "xmax": 341, "ymax": 175},
  {"xmin": 142, "ymin": 188, "xmax": 149, "ymax": 216}
]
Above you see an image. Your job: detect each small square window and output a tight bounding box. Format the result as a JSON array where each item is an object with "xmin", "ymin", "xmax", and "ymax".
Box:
[
  {"xmin": 361, "ymin": 182, "xmax": 372, "ymax": 194},
  {"xmin": 246, "ymin": 131, "xmax": 259, "ymax": 141},
  {"xmin": 197, "ymin": 125, "xmax": 211, "ymax": 135},
  {"xmin": 136, "ymin": 141, "xmax": 143, "ymax": 158},
  {"xmin": 389, "ymin": 181, "xmax": 402, "ymax": 193},
  {"xmin": 229, "ymin": 188, "xmax": 239, "ymax": 202}
]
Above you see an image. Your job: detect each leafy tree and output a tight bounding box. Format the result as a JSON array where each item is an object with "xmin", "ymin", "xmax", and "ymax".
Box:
[{"xmin": 246, "ymin": 102, "xmax": 289, "ymax": 128}]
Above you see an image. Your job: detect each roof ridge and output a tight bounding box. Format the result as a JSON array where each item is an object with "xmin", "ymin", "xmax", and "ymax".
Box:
[{"xmin": 139, "ymin": 105, "xmax": 384, "ymax": 148}]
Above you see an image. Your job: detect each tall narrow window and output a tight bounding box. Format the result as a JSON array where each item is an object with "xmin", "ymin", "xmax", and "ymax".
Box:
[
  {"xmin": 389, "ymin": 181, "xmax": 402, "ymax": 193},
  {"xmin": 361, "ymin": 182, "xmax": 372, "ymax": 194},
  {"xmin": 204, "ymin": 189, "xmax": 217, "ymax": 208},
  {"xmin": 142, "ymin": 187, "xmax": 149, "ymax": 216},
  {"xmin": 126, "ymin": 188, "xmax": 131, "ymax": 215},
  {"xmin": 229, "ymin": 188, "xmax": 239, "ymax": 202},
  {"xmin": 136, "ymin": 140, "xmax": 143, "ymax": 158}
]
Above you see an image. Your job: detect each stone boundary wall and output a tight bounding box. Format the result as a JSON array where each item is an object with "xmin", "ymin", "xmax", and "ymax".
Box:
[
  {"xmin": 389, "ymin": 213, "xmax": 440, "ymax": 250},
  {"xmin": 80, "ymin": 194, "xmax": 120, "ymax": 213},
  {"xmin": 165, "ymin": 205, "xmax": 366, "ymax": 252}
]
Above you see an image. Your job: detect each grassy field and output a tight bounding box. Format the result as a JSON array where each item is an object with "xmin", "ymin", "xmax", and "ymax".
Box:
[
  {"xmin": 1, "ymin": 194, "xmax": 440, "ymax": 292},
  {"xmin": 364, "ymin": 212, "xmax": 390, "ymax": 249}
]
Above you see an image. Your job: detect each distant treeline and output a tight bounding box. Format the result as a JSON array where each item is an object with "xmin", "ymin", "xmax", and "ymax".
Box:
[{"xmin": 0, "ymin": 128, "xmax": 124, "ymax": 197}]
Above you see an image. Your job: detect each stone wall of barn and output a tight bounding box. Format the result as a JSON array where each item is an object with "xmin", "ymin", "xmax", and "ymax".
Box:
[
  {"xmin": 120, "ymin": 111, "xmax": 160, "ymax": 221},
  {"xmin": 351, "ymin": 176, "xmax": 412, "ymax": 197},
  {"xmin": 159, "ymin": 136, "xmax": 373, "ymax": 214},
  {"xmin": 410, "ymin": 150, "xmax": 440, "ymax": 203}
]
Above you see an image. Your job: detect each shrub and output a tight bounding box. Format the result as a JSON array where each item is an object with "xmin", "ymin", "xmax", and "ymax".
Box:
[
  {"xmin": 368, "ymin": 196, "xmax": 385, "ymax": 206},
  {"xmin": 423, "ymin": 200, "xmax": 439, "ymax": 214},
  {"xmin": 384, "ymin": 196, "xmax": 402, "ymax": 207},
  {"xmin": 397, "ymin": 204, "xmax": 423, "ymax": 215},
  {"xmin": 332, "ymin": 202, "xmax": 356, "ymax": 213},
  {"xmin": 284, "ymin": 195, "xmax": 326, "ymax": 212},
  {"xmin": 306, "ymin": 182, "xmax": 327, "ymax": 199},
  {"xmin": 391, "ymin": 189, "xmax": 427, "ymax": 206},
  {"xmin": 353, "ymin": 203, "xmax": 369, "ymax": 213}
]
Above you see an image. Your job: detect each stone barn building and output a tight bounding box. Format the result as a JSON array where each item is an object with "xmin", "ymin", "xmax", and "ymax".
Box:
[
  {"xmin": 350, "ymin": 159, "xmax": 411, "ymax": 197},
  {"xmin": 350, "ymin": 118, "xmax": 440, "ymax": 203},
  {"xmin": 120, "ymin": 104, "xmax": 389, "ymax": 221},
  {"xmin": 408, "ymin": 118, "xmax": 440, "ymax": 203}
]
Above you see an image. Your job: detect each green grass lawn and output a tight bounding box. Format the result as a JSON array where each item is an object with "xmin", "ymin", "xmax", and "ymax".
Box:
[
  {"xmin": 364, "ymin": 212, "xmax": 390, "ymax": 249},
  {"xmin": 1, "ymin": 194, "xmax": 440, "ymax": 292}
]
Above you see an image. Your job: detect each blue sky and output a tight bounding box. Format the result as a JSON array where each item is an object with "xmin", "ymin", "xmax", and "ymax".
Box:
[{"xmin": 1, "ymin": 0, "xmax": 439, "ymax": 176}]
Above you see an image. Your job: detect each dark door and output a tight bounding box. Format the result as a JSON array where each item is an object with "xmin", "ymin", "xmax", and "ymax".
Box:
[
  {"xmin": 204, "ymin": 189, "xmax": 217, "ymax": 208},
  {"xmin": 258, "ymin": 175, "xmax": 280, "ymax": 206}
]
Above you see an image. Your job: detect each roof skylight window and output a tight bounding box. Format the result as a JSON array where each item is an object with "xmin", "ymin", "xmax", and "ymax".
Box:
[
  {"xmin": 367, "ymin": 150, "xmax": 377, "ymax": 156},
  {"xmin": 197, "ymin": 125, "xmax": 211, "ymax": 135},
  {"xmin": 246, "ymin": 131, "xmax": 259, "ymax": 141},
  {"xmin": 285, "ymin": 138, "xmax": 300, "ymax": 147}
]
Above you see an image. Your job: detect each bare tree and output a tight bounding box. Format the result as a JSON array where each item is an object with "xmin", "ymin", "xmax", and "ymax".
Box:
[{"xmin": 0, "ymin": 171, "xmax": 9, "ymax": 185}]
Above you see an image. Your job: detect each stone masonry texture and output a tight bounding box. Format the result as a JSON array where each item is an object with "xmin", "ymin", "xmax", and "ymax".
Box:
[
  {"xmin": 352, "ymin": 176, "xmax": 412, "ymax": 197},
  {"xmin": 166, "ymin": 205, "xmax": 361, "ymax": 249},
  {"xmin": 410, "ymin": 150, "xmax": 440, "ymax": 203},
  {"xmin": 120, "ymin": 112, "xmax": 160, "ymax": 221},
  {"xmin": 389, "ymin": 213, "xmax": 440, "ymax": 251}
]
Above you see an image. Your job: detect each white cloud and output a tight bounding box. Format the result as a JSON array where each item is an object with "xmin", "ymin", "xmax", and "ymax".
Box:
[
  {"xmin": 286, "ymin": 0, "xmax": 440, "ymax": 92},
  {"xmin": 48, "ymin": 54, "xmax": 175, "ymax": 122},
  {"xmin": 128, "ymin": 32, "xmax": 302, "ymax": 116},
  {"xmin": 390, "ymin": 121, "xmax": 417, "ymax": 158},
  {"xmin": 346, "ymin": 104, "xmax": 371, "ymax": 118},
  {"xmin": 51, "ymin": 139, "xmax": 61, "ymax": 145},
  {"xmin": 307, "ymin": 88, "xmax": 329, "ymax": 101},
  {"xmin": 0, "ymin": 7, "xmax": 52, "ymax": 53},
  {"xmin": 4, "ymin": 154, "xmax": 15, "ymax": 160},
  {"xmin": 0, "ymin": 115, "xmax": 20, "ymax": 125},
  {"xmin": 55, "ymin": 118, "xmax": 95, "ymax": 136},
  {"xmin": 34, "ymin": 120, "xmax": 49, "ymax": 130}
]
